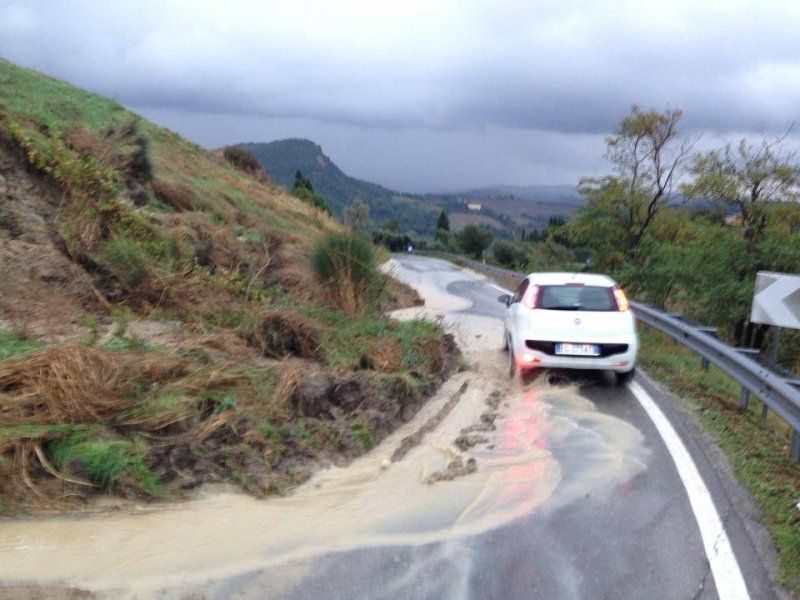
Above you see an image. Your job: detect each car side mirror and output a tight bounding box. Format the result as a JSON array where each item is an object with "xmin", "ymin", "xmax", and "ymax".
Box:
[{"xmin": 497, "ymin": 294, "xmax": 511, "ymax": 307}]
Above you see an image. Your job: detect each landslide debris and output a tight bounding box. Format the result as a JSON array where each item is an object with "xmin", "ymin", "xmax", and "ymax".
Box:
[
  {"xmin": 0, "ymin": 59, "xmax": 458, "ymax": 513},
  {"xmin": 424, "ymin": 389, "xmax": 504, "ymax": 484},
  {"xmin": 424, "ymin": 456, "xmax": 478, "ymax": 484},
  {"xmin": 391, "ymin": 381, "xmax": 469, "ymax": 462}
]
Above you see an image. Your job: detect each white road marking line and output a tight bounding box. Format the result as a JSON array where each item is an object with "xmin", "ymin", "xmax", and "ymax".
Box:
[
  {"xmin": 490, "ymin": 283, "xmax": 513, "ymax": 294},
  {"xmin": 629, "ymin": 381, "xmax": 750, "ymax": 600}
]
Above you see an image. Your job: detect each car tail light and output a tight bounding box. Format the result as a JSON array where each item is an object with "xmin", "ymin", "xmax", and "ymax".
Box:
[
  {"xmin": 613, "ymin": 286, "xmax": 630, "ymax": 312},
  {"xmin": 523, "ymin": 285, "xmax": 540, "ymax": 309}
]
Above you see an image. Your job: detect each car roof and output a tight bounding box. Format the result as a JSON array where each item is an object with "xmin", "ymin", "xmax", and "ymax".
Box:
[{"xmin": 523, "ymin": 272, "xmax": 617, "ymax": 287}]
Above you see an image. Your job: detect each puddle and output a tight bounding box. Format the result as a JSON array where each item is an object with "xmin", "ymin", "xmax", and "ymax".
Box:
[{"xmin": 0, "ymin": 256, "xmax": 648, "ymax": 596}]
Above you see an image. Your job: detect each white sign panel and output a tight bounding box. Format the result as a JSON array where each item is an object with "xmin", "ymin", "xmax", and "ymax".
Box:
[{"xmin": 750, "ymin": 271, "xmax": 800, "ymax": 330}]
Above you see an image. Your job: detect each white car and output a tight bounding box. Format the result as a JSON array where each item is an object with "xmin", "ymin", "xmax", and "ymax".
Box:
[{"xmin": 498, "ymin": 272, "xmax": 638, "ymax": 384}]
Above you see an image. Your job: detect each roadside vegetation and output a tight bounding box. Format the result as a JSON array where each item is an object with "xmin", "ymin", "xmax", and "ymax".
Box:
[
  {"xmin": 0, "ymin": 59, "xmax": 457, "ymax": 513},
  {"xmin": 639, "ymin": 327, "xmax": 800, "ymax": 592}
]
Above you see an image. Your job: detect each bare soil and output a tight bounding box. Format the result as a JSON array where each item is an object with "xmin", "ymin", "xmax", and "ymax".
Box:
[{"xmin": 0, "ymin": 142, "xmax": 99, "ymax": 341}]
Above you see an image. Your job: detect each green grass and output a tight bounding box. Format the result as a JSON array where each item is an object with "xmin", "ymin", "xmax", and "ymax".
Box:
[
  {"xmin": 0, "ymin": 330, "xmax": 43, "ymax": 360},
  {"xmin": 0, "ymin": 60, "xmax": 128, "ymax": 133},
  {"xmin": 0, "ymin": 423, "xmax": 95, "ymax": 447},
  {"xmin": 118, "ymin": 389, "xmax": 198, "ymax": 429},
  {"xmin": 97, "ymin": 235, "xmax": 149, "ymax": 287},
  {"xmin": 259, "ymin": 421, "xmax": 283, "ymax": 443},
  {"xmin": 291, "ymin": 301, "xmax": 444, "ymax": 372},
  {"xmin": 639, "ymin": 326, "xmax": 800, "ymax": 592},
  {"xmin": 46, "ymin": 430, "xmax": 160, "ymax": 496},
  {"xmin": 349, "ymin": 419, "xmax": 372, "ymax": 450},
  {"xmin": 101, "ymin": 333, "xmax": 152, "ymax": 353}
]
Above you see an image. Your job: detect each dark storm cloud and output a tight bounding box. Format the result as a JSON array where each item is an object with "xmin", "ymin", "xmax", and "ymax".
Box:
[{"xmin": 2, "ymin": 0, "xmax": 799, "ymax": 189}]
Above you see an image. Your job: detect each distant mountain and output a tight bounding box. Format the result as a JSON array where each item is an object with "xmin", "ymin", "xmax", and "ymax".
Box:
[
  {"xmin": 236, "ymin": 139, "xmax": 440, "ymax": 235},
  {"xmin": 446, "ymin": 184, "xmax": 583, "ymax": 205},
  {"xmin": 237, "ymin": 138, "xmax": 585, "ymax": 238}
]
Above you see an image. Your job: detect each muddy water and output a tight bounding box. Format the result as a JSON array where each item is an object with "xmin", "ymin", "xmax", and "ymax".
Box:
[{"xmin": 0, "ymin": 257, "xmax": 649, "ymax": 597}]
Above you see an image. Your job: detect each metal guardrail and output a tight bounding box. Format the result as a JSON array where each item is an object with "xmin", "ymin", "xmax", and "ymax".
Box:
[{"xmin": 408, "ymin": 248, "xmax": 800, "ymax": 461}]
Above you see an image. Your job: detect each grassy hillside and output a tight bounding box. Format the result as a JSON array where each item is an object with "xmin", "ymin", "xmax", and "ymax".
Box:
[
  {"xmin": 0, "ymin": 60, "xmax": 456, "ymax": 513},
  {"xmin": 237, "ymin": 139, "xmax": 441, "ymax": 235}
]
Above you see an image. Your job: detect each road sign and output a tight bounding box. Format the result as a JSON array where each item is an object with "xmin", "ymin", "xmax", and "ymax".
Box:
[{"xmin": 751, "ymin": 271, "xmax": 800, "ymax": 330}]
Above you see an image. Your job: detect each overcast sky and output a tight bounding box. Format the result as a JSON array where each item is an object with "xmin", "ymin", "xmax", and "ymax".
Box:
[{"xmin": 2, "ymin": 0, "xmax": 799, "ymax": 192}]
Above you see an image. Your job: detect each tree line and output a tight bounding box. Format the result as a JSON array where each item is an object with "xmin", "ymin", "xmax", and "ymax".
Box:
[{"xmin": 565, "ymin": 105, "xmax": 800, "ymax": 363}]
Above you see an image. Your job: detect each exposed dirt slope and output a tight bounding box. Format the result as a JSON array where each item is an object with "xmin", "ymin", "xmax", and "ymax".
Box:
[{"xmin": 0, "ymin": 59, "xmax": 456, "ymax": 513}]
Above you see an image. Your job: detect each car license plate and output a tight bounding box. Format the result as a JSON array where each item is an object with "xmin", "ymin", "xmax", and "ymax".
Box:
[{"xmin": 555, "ymin": 343, "xmax": 600, "ymax": 356}]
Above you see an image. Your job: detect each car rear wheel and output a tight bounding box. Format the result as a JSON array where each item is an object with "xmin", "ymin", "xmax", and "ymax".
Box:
[
  {"xmin": 615, "ymin": 367, "xmax": 636, "ymax": 386},
  {"xmin": 508, "ymin": 346, "xmax": 517, "ymax": 377}
]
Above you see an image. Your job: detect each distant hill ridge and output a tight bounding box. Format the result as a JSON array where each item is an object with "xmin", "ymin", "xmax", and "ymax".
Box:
[
  {"xmin": 236, "ymin": 139, "xmax": 402, "ymax": 212},
  {"xmin": 237, "ymin": 138, "xmax": 584, "ymax": 237}
]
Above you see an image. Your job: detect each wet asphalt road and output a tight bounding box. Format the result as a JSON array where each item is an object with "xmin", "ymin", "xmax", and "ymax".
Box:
[{"xmin": 215, "ymin": 256, "xmax": 775, "ymax": 600}]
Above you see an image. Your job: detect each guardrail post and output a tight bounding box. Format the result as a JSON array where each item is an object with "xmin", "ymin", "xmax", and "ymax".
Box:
[
  {"xmin": 761, "ymin": 403, "xmax": 769, "ymax": 423},
  {"xmin": 792, "ymin": 430, "xmax": 800, "ymax": 462},
  {"xmin": 739, "ymin": 386, "xmax": 750, "ymax": 411},
  {"xmin": 696, "ymin": 327, "xmax": 718, "ymax": 373}
]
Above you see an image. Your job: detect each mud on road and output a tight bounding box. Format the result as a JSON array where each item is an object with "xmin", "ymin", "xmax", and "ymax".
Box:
[{"xmin": 0, "ymin": 256, "xmax": 649, "ymax": 599}]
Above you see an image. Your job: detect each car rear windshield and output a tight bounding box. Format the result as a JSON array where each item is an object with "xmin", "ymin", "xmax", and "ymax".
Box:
[{"xmin": 538, "ymin": 285, "xmax": 617, "ymax": 311}]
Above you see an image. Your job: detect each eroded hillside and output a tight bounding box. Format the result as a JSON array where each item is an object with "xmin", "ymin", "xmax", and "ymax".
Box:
[{"xmin": 0, "ymin": 60, "xmax": 456, "ymax": 513}]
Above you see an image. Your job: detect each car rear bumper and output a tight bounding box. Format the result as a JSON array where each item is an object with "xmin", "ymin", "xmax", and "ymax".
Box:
[{"xmin": 512, "ymin": 335, "xmax": 638, "ymax": 372}]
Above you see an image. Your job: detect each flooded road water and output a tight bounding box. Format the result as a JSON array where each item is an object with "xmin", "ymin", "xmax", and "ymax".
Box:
[{"xmin": 0, "ymin": 256, "xmax": 650, "ymax": 598}]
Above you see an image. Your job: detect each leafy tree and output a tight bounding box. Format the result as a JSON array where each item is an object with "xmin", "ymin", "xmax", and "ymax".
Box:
[
  {"xmin": 435, "ymin": 228, "xmax": 459, "ymax": 251},
  {"xmin": 436, "ymin": 210, "xmax": 450, "ymax": 231},
  {"xmin": 526, "ymin": 239, "xmax": 577, "ymax": 271},
  {"xmin": 678, "ymin": 134, "xmax": 800, "ymax": 344},
  {"xmin": 344, "ymin": 198, "xmax": 371, "ymax": 233},
  {"xmin": 293, "ymin": 169, "xmax": 314, "ymax": 192},
  {"xmin": 683, "ymin": 135, "xmax": 800, "ymax": 247},
  {"xmin": 543, "ymin": 215, "xmax": 570, "ymax": 246},
  {"xmin": 457, "ymin": 225, "xmax": 493, "ymax": 259},
  {"xmin": 566, "ymin": 178, "xmax": 631, "ymax": 271},
  {"xmin": 570, "ymin": 105, "xmax": 695, "ymax": 265},
  {"xmin": 381, "ymin": 219, "xmax": 400, "ymax": 232},
  {"xmin": 493, "ymin": 240, "xmax": 527, "ymax": 269},
  {"xmin": 290, "ymin": 170, "xmax": 331, "ymax": 214}
]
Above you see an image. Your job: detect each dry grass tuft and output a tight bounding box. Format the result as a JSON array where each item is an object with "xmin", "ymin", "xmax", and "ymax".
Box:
[
  {"xmin": 193, "ymin": 411, "xmax": 237, "ymax": 443},
  {"xmin": 166, "ymin": 213, "xmax": 248, "ymax": 273},
  {"xmin": 0, "ymin": 344, "xmax": 134, "ymax": 424},
  {"xmin": 196, "ymin": 330, "xmax": 254, "ymax": 360},
  {"xmin": 221, "ymin": 146, "xmax": 269, "ymax": 182},
  {"xmin": 419, "ymin": 338, "xmax": 447, "ymax": 374},
  {"xmin": 241, "ymin": 309, "xmax": 323, "ymax": 360},
  {"xmin": 136, "ymin": 354, "xmax": 191, "ymax": 383},
  {"xmin": 180, "ymin": 362, "xmax": 245, "ymax": 394},
  {"xmin": 63, "ymin": 125, "xmax": 110, "ymax": 158},
  {"xmin": 310, "ymin": 232, "xmax": 382, "ymax": 316},
  {"xmin": 152, "ymin": 179, "xmax": 194, "ymax": 211},
  {"xmin": 274, "ymin": 362, "xmax": 305, "ymax": 415},
  {"xmin": 363, "ymin": 337, "xmax": 403, "ymax": 372}
]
